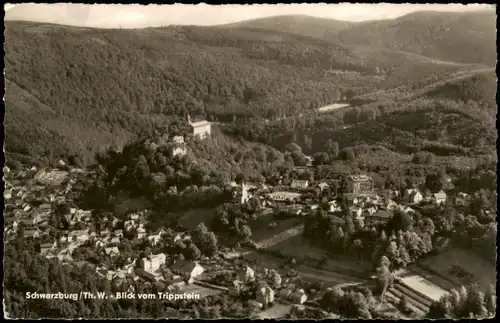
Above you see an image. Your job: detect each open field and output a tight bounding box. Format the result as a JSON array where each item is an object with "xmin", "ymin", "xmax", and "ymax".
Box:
[
  {"xmin": 250, "ymin": 213, "xmax": 303, "ymax": 242},
  {"xmin": 420, "ymin": 248, "xmax": 496, "ymax": 291},
  {"xmin": 242, "ymin": 251, "xmax": 366, "ymax": 288},
  {"xmin": 267, "ymin": 234, "xmax": 324, "ymax": 259},
  {"xmin": 258, "ymin": 304, "xmax": 293, "ymax": 319}
]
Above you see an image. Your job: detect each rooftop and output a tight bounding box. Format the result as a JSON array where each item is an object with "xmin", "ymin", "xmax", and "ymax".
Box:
[{"xmin": 347, "ymin": 175, "xmax": 372, "ymax": 181}]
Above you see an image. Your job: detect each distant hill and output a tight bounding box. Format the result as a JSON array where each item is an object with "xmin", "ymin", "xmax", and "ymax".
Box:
[
  {"xmin": 220, "ymin": 14, "xmax": 353, "ymax": 41},
  {"xmin": 4, "ymin": 20, "xmax": 475, "ymax": 164},
  {"xmin": 336, "ymin": 10, "xmax": 497, "ymax": 66}
]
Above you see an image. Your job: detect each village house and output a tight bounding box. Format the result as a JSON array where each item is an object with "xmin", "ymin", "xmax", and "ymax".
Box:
[
  {"xmin": 267, "ymin": 191, "xmax": 302, "ymax": 203},
  {"xmin": 349, "ymin": 206, "xmax": 363, "ymax": 219},
  {"xmin": 167, "ymin": 275, "xmax": 191, "ymax": 290},
  {"xmin": 139, "ymin": 253, "xmax": 167, "ymax": 273},
  {"xmin": 328, "ymin": 200, "xmax": 342, "ymax": 213},
  {"xmin": 188, "ymin": 115, "xmax": 211, "ymax": 140},
  {"xmin": 105, "ymin": 247, "xmax": 120, "ymax": 257},
  {"xmin": 170, "ymin": 260, "xmax": 204, "ymax": 279},
  {"xmin": 148, "ymin": 234, "xmax": 162, "ymax": 246},
  {"xmin": 110, "ymin": 236, "xmax": 121, "ymax": 245},
  {"xmin": 318, "ymin": 182, "xmax": 329, "ymax": 192},
  {"xmin": 114, "ymin": 229, "xmax": 124, "ymax": 238},
  {"xmin": 69, "ymin": 230, "xmax": 89, "ymax": 242},
  {"xmin": 365, "ymin": 210, "xmax": 394, "ymax": 226},
  {"xmin": 290, "ymin": 179, "xmax": 309, "ymax": 190},
  {"xmin": 380, "ymin": 198, "xmax": 398, "ymax": 211},
  {"xmin": 171, "ymin": 136, "xmax": 187, "ymax": 157},
  {"xmin": 432, "ymin": 191, "xmax": 447, "ymax": 205},
  {"xmin": 237, "ymin": 265, "xmax": 255, "ymax": 283},
  {"xmin": 40, "ymin": 242, "xmax": 57, "ymax": 255},
  {"xmin": 406, "ymin": 189, "xmax": 424, "ymax": 204},
  {"xmin": 256, "ymin": 285, "xmax": 275, "ymax": 306},
  {"xmin": 291, "ymin": 289, "xmax": 308, "ymax": 304},
  {"xmin": 137, "ymin": 227, "xmax": 147, "ymax": 239},
  {"xmin": 345, "ymin": 175, "xmax": 374, "ymax": 195},
  {"xmin": 230, "ymin": 280, "xmax": 245, "ymax": 296}
]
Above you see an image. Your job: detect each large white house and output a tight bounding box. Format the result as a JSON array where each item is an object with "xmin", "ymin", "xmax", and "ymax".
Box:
[{"xmin": 188, "ymin": 115, "xmax": 211, "ymax": 140}]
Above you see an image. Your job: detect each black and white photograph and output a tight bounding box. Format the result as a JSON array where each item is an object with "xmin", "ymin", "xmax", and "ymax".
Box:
[{"xmin": 2, "ymin": 3, "xmax": 497, "ymax": 319}]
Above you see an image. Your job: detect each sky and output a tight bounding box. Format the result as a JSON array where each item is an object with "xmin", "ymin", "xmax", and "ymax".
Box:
[{"xmin": 4, "ymin": 3, "xmax": 495, "ymax": 28}]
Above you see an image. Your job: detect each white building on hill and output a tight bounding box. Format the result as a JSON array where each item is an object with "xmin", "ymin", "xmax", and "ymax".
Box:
[{"xmin": 188, "ymin": 115, "xmax": 211, "ymax": 140}]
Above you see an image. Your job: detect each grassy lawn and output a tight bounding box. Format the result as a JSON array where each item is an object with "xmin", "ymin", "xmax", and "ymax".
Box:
[
  {"xmin": 250, "ymin": 213, "xmax": 303, "ymax": 243},
  {"xmin": 420, "ymin": 248, "xmax": 496, "ymax": 291}
]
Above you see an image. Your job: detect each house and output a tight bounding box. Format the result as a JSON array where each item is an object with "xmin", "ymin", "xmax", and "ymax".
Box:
[
  {"xmin": 256, "ymin": 286, "xmax": 275, "ymax": 306},
  {"xmin": 110, "ymin": 237, "xmax": 121, "ymax": 245},
  {"xmin": 171, "ymin": 136, "xmax": 187, "ymax": 157},
  {"xmin": 170, "ymin": 260, "xmax": 204, "ymax": 279},
  {"xmin": 188, "ymin": 115, "xmax": 211, "ymax": 140},
  {"xmin": 432, "ymin": 191, "xmax": 447, "ymax": 205},
  {"xmin": 95, "ymin": 239, "xmax": 106, "ymax": 248},
  {"xmin": 137, "ymin": 227, "xmax": 147, "ymax": 239},
  {"xmin": 407, "ymin": 189, "xmax": 424, "ymax": 204},
  {"xmin": 40, "ymin": 242, "xmax": 56, "ymax": 255},
  {"xmin": 328, "ymin": 200, "xmax": 342, "ymax": 213},
  {"xmin": 105, "ymin": 247, "xmax": 120, "ymax": 257},
  {"xmin": 129, "ymin": 213, "xmax": 139, "ymax": 221},
  {"xmin": 22, "ymin": 217, "xmax": 39, "ymax": 229},
  {"xmin": 69, "ymin": 230, "xmax": 89, "ymax": 242},
  {"xmin": 291, "ymin": 289, "xmax": 308, "ymax": 304},
  {"xmin": 345, "ymin": 175, "xmax": 374, "ymax": 195},
  {"xmin": 148, "ymin": 234, "xmax": 161, "ymax": 246},
  {"xmin": 267, "ymin": 191, "xmax": 301, "ymax": 203},
  {"xmin": 318, "ymin": 182, "xmax": 329, "ymax": 191},
  {"xmin": 167, "ymin": 275, "xmax": 192, "ymax": 290},
  {"xmin": 140, "ymin": 253, "xmax": 167, "ymax": 273},
  {"xmin": 237, "ymin": 265, "xmax": 255, "ymax": 283},
  {"xmin": 290, "ymin": 180, "xmax": 309, "ymax": 190},
  {"xmin": 229, "ymin": 280, "xmax": 245, "ymax": 296},
  {"xmin": 365, "ymin": 210, "xmax": 394, "ymax": 226},
  {"xmin": 381, "ymin": 199, "xmax": 398, "ymax": 211},
  {"xmin": 349, "ymin": 206, "xmax": 363, "ymax": 219},
  {"xmin": 114, "ymin": 229, "xmax": 124, "ymax": 238},
  {"xmin": 363, "ymin": 206, "xmax": 378, "ymax": 216}
]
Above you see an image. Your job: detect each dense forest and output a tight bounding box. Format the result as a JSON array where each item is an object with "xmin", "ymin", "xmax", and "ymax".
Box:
[
  {"xmin": 336, "ymin": 10, "xmax": 496, "ymax": 66},
  {"xmin": 4, "ymin": 20, "xmax": 489, "ymax": 164},
  {"xmin": 221, "ymin": 11, "xmax": 496, "ymax": 67}
]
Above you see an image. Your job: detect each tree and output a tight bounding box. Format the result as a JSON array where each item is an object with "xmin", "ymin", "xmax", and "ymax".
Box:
[
  {"xmin": 185, "ymin": 243, "xmax": 201, "ymax": 260},
  {"xmin": 239, "ymin": 224, "xmax": 252, "ymax": 241},
  {"xmin": 425, "ymin": 173, "xmax": 443, "ymax": 193},
  {"xmin": 203, "ymin": 231, "xmax": 218, "ymax": 257}
]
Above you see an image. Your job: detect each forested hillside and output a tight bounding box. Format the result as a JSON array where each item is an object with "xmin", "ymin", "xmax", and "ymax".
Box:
[
  {"xmin": 221, "ymin": 14, "xmax": 353, "ymax": 41},
  {"xmin": 336, "ymin": 10, "xmax": 496, "ymax": 66},
  {"xmin": 224, "ymin": 11, "xmax": 496, "ymax": 66},
  {"xmin": 4, "ymin": 21, "xmax": 480, "ymax": 164}
]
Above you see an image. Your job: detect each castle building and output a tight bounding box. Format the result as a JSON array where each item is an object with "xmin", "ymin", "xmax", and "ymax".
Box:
[
  {"xmin": 345, "ymin": 175, "xmax": 374, "ymax": 195},
  {"xmin": 188, "ymin": 115, "xmax": 211, "ymax": 140}
]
